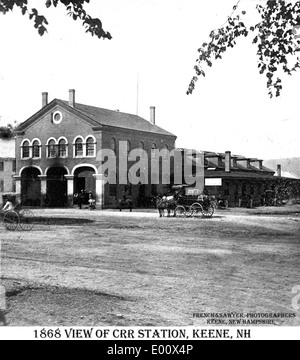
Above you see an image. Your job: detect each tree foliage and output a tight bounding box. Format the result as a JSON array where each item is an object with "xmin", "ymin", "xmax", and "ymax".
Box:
[
  {"xmin": 187, "ymin": 0, "xmax": 300, "ymax": 97},
  {"xmin": 0, "ymin": 0, "xmax": 112, "ymax": 39},
  {"xmin": 0, "ymin": 124, "xmax": 15, "ymax": 139}
]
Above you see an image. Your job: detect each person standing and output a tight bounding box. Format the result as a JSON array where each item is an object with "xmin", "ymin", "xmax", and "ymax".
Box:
[
  {"xmin": 88, "ymin": 191, "xmax": 95, "ymax": 210},
  {"xmin": 78, "ymin": 190, "xmax": 85, "ymax": 209}
]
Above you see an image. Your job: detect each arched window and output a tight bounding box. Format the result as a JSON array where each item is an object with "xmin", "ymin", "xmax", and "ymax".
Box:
[
  {"xmin": 151, "ymin": 143, "xmax": 157, "ymax": 159},
  {"xmin": 110, "ymin": 138, "xmax": 117, "ymax": 152},
  {"xmin": 139, "ymin": 141, "xmax": 145, "ymax": 158},
  {"xmin": 48, "ymin": 139, "xmax": 57, "ymax": 158},
  {"xmin": 139, "ymin": 142, "xmax": 144, "ymax": 150},
  {"xmin": 127, "ymin": 140, "xmax": 131, "ymax": 154},
  {"xmin": 75, "ymin": 138, "xmax": 83, "ymax": 157},
  {"xmin": 22, "ymin": 140, "xmax": 30, "ymax": 158},
  {"xmin": 32, "ymin": 140, "xmax": 41, "ymax": 158},
  {"xmin": 86, "ymin": 136, "xmax": 96, "ymax": 157},
  {"xmin": 163, "ymin": 144, "xmax": 169, "ymax": 160},
  {"xmin": 58, "ymin": 138, "xmax": 67, "ymax": 158}
]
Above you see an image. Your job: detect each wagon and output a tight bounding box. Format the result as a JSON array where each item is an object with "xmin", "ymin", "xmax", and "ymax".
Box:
[{"xmin": 173, "ymin": 186, "xmax": 215, "ymax": 218}]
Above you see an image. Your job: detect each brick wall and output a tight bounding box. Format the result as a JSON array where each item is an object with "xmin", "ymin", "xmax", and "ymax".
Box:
[
  {"xmin": 15, "ymin": 104, "xmax": 176, "ymax": 207},
  {"xmin": 0, "ymin": 158, "xmax": 16, "ymax": 205}
]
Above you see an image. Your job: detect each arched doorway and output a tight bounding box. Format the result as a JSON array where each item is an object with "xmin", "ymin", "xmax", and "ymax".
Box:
[
  {"xmin": 74, "ymin": 166, "xmax": 96, "ymax": 196},
  {"xmin": 47, "ymin": 167, "xmax": 68, "ymax": 207},
  {"xmin": 21, "ymin": 167, "xmax": 41, "ymax": 206}
]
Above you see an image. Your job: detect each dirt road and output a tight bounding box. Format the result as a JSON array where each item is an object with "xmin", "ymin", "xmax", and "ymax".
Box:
[{"xmin": 1, "ymin": 206, "xmax": 300, "ymax": 326}]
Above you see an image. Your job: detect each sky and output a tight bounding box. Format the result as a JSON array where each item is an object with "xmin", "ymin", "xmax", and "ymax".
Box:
[{"xmin": 0, "ymin": 0, "xmax": 299, "ymax": 160}]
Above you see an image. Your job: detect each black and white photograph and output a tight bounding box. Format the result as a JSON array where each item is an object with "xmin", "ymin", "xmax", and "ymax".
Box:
[{"xmin": 0, "ymin": 0, "xmax": 299, "ymax": 343}]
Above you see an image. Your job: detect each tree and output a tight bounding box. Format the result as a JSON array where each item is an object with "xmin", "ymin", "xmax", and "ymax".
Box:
[
  {"xmin": 0, "ymin": 124, "xmax": 15, "ymax": 139},
  {"xmin": 187, "ymin": 0, "xmax": 300, "ymax": 98},
  {"xmin": 0, "ymin": 0, "xmax": 112, "ymax": 39}
]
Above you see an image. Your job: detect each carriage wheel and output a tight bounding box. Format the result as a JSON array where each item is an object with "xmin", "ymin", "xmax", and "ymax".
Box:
[
  {"xmin": 4, "ymin": 211, "xmax": 19, "ymax": 231},
  {"xmin": 191, "ymin": 203, "xmax": 203, "ymax": 218},
  {"xmin": 202, "ymin": 204, "xmax": 215, "ymax": 218},
  {"xmin": 184, "ymin": 206, "xmax": 194, "ymax": 218},
  {"xmin": 175, "ymin": 206, "xmax": 186, "ymax": 218},
  {"xmin": 19, "ymin": 210, "xmax": 35, "ymax": 231}
]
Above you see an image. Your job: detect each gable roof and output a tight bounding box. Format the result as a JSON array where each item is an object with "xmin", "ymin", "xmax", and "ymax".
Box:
[
  {"xmin": 15, "ymin": 98, "xmax": 176, "ymax": 138},
  {"xmin": 61, "ymin": 101, "xmax": 175, "ymax": 137}
]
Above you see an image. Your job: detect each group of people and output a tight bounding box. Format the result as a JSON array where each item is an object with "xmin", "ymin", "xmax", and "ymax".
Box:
[{"xmin": 76, "ymin": 190, "xmax": 96, "ymax": 210}]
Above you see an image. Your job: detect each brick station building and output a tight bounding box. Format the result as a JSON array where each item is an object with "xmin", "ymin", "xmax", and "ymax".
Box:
[{"xmin": 14, "ymin": 90, "xmax": 177, "ymax": 208}]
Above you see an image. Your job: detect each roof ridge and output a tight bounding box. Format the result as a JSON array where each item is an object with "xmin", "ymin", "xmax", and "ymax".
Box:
[
  {"xmin": 60, "ymin": 99, "xmax": 144, "ymax": 118},
  {"xmin": 58, "ymin": 100, "xmax": 176, "ymax": 137}
]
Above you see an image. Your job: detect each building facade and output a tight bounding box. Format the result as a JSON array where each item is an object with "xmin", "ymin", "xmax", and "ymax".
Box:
[
  {"xmin": 0, "ymin": 139, "xmax": 16, "ymax": 205},
  {"xmin": 14, "ymin": 90, "xmax": 177, "ymax": 208}
]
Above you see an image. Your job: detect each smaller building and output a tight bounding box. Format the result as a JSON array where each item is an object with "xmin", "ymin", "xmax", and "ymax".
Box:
[
  {"xmin": 0, "ymin": 139, "xmax": 16, "ymax": 205},
  {"xmin": 180, "ymin": 149, "xmax": 300, "ymax": 207},
  {"xmin": 204, "ymin": 151, "xmax": 276, "ymax": 207}
]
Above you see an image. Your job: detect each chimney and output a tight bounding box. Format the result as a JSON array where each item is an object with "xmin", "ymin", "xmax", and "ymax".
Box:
[
  {"xmin": 42, "ymin": 92, "xmax": 48, "ymax": 107},
  {"xmin": 150, "ymin": 106, "xmax": 155, "ymax": 125},
  {"xmin": 258, "ymin": 160, "xmax": 263, "ymax": 170},
  {"xmin": 69, "ymin": 89, "xmax": 75, "ymax": 108},
  {"xmin": 225, "ymin": 151, "xmax": 231, "ymax": 173},
  {"xmin": 277, "ymin": 164, "xmax": 282, "ymax": 177},
  {"xmin": 247, "ymin": 159, "xmax": 251, "ymax": 169}
]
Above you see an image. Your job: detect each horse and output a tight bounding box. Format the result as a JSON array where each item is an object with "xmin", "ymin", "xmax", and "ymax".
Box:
[
  {"xmin": 155, "ymin": 193, "xmax": 179, "ymax": 217},
  {"xmin": 116, "ymin": 194, "xmax": 133, "ymax": 212}
]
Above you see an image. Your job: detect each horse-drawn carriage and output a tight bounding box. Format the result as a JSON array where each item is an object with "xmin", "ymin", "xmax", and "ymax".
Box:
[
  {"xmin": 175, "ymin": 193, "xmax": 215, "ymax": 218},
  {"xmin": 156, "ymin": 185, "xmax": 215, "ymax": 218}
]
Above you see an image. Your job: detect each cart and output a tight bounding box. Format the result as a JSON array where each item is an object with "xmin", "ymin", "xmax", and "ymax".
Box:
[
  {"xmin": 2, "ymin": 209, "xmax": 35, "ymax": 231},
  {"xmin": 173, "ymin": 186, "xmax": 215, "ymax": 218}
]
